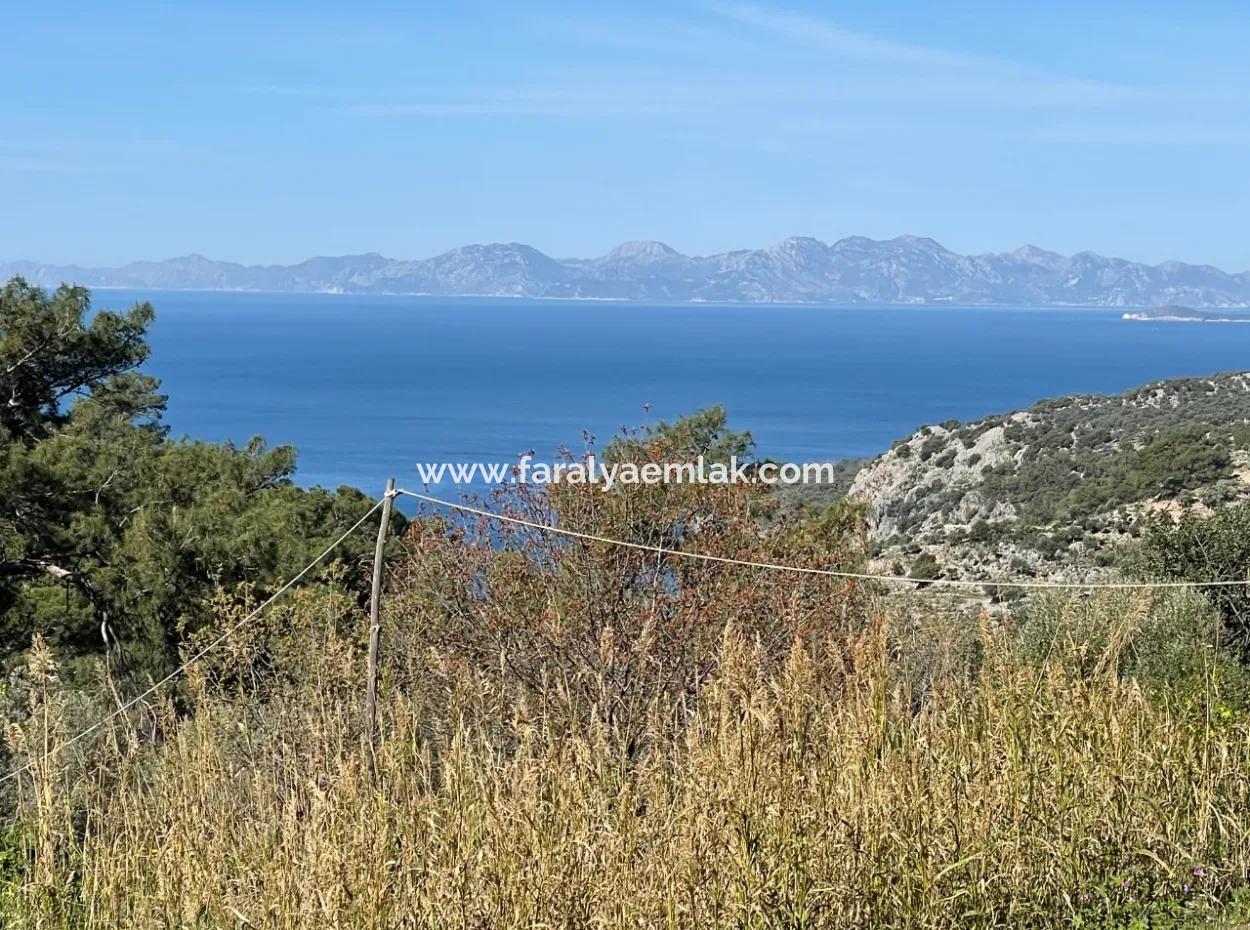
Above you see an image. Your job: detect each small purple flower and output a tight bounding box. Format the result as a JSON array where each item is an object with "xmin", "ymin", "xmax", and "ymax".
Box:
[{"xmin": 1192, "ymin": 866, "xmax": 1207, "ymax": 879}]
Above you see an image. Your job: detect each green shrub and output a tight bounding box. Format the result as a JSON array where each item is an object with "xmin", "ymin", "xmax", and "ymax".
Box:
[
  {"xmin": 919, "ymin": 435, "xmax": 944, "ymax": 462},
  {"xmin": 1134, "ymin": 502, "xmax": 1250, "ymax": 656},
  {"xmin": 908, "ymin": 553, "xmax": 941, "ymax": 584},
  {"xmin": 1012, "ymin": 588, "xmax": 1250, "ymax": 706}
]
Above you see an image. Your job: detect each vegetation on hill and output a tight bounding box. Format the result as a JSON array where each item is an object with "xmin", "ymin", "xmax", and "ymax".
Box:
[{"xmin": 847, "ymin": 372, "xmax": 1250, "ymax": 579}]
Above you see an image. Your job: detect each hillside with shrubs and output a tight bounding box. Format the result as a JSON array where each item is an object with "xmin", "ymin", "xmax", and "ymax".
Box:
[{"xmin": 845, "ymin": 372, "xmax": 1250, "ymax": 583}]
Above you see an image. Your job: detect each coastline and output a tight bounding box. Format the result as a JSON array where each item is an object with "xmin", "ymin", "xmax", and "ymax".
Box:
[{"xmin": 78, "ymin": 285, "xmax": 1242, "ymax": 314}]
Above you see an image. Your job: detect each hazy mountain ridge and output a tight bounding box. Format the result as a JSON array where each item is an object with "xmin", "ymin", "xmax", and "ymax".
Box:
[{"xmin": 7, "ymin": 236, "xmax": 1250, "ymax": 307}]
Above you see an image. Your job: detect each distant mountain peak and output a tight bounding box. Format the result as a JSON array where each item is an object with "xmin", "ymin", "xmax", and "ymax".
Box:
[
  {"xmin": 608, "ymin": 239, "xmax": 677, "ymax": 255},
  {"xmin": 769, "ymin": 236, "xmax": 829, "ymax": 259},
  {"xmin": 890, "ymin": 234, "xmax": 945, "ymax": 249},
  {"xmin": 603, "ymin": 240, "xmax": 682, "ymax": 263},
  {"xmin": 4, "ymin": 236, "xmax": 1249, "ymax": 307},
  {"xmin": 1009, "ymin": 244, "xmax": 1063, "ymax": 262},
  {"xmin": 448, "ymin": 241, "xmax": 529, "ymax": 254}
]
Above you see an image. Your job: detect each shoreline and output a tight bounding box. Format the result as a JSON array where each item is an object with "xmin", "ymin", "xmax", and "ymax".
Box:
[{"xmin": 73, "ymin": 285, "xmax": 1247, "ymax": 314}]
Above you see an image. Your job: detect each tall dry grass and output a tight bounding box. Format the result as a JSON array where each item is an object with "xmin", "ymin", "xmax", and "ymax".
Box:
[
  {"xmin": 3, "ymin": 473, "xmax": 1248, "ymax": 927},
  {"xmin": 4, "ymin": 589, "xmax": 1249, "ymax": 928}
]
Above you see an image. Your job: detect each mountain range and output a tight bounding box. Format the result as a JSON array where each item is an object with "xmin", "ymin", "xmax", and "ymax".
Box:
[{"xmin": 6, "ymin": 235, "xmax": 1250, "ymax": 307}]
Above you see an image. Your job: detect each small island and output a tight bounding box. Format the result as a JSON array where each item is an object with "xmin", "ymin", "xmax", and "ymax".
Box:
[{"xmin": 1123, "ymin": 304, "xmax": 1250, "ymax": 322}]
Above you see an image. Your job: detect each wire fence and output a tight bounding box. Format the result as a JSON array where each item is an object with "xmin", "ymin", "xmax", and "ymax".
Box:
[
  {"xmin": 0, "ymin": 497, "xmax": 387, "ymax": 788},
  {"xmin": 4, "ymin": 478, "xmax": 1248, "ymax": 788},
  {"xmin": 399, "ymin": 489, "xmax": 1250, "ymax": 592}
]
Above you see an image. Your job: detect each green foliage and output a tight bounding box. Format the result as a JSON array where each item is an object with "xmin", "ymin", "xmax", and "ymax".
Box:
[
  {"xmin": 13, "ymin": 576, "xmax": 1250, "ymax": 927},
  {"xmin": 1013, "ymin": 588, "xmax": 1250, "ymax": 704},
  {"xmin": 769, "ymin": 457, "xmax": 867, "ymax": 518},
  {"xmin": 0, "ymin": 278, "xmax": 384, "ymax": 681},
  {"xmin": 918, "ymin": 434, "xmax": 944, "ymax": 461},
  {"xmin": 967, "ymin": 518, "xmax": 992, "ymax": 542},
  {"xmin": 604, "ymin": 403, "xmax": 753, "ymax": 465},
  {"xmin": 0, "ymin": 822, "xmax": 31, "ymax": 898},
  {"xmin": 0, "ymin": 279, "xmax": 153, "ymax": 443},
  {"xmin": 1062, "ymin": 427, "xmax": 1231, "ymax": 519},
  {"xmin": 1135, "ymin": 503, "xmax": 1250, "ymax": 655},
  {"xmin": 908, "ymin": 552, "xmax": 941, "ymax": 582},
  {"xmin": 981, "ymin": 426, "xmax": 1233, "ymax": 528},
  {"xmin": 774, "ymin": 498, "xmax": 869, "ymax": 561}
]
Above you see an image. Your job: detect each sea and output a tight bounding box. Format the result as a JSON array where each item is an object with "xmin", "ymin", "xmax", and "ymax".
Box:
[{"xmin": 100, "ymin": 289, "xmax": 1250, "ymax": 499}]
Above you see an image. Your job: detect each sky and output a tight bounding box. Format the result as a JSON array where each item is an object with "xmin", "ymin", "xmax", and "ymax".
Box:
[{"xmin": 4, "ymin": 1, "xmax": 1250, "ymax": 270}]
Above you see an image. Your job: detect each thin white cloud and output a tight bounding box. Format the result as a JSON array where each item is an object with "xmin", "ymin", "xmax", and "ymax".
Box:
[
  {"xmin": 331, "ymin": 72, "xmax": 1146, "ymax": 124},
  {"xmin": 229, "ymin": 4, "xmax": 1242, "ymax": 146},
  {"xmin": 704, "ymin": 1, "xmax": 1145, "ymax": 107},
  {"xmin": 706, "ymin": 1, "xmax": 994, "ymax": 69}
]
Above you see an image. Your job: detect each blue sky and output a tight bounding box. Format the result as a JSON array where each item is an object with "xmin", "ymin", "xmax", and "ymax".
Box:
[{"xmin": 5, "ymin": 1, "xmax": 1250, "ymax": 269}]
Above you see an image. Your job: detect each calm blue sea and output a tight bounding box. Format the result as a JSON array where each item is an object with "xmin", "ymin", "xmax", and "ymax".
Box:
[{"xmin": 103, "ymin": 290, "xmax": 1250, "ymax": 497}]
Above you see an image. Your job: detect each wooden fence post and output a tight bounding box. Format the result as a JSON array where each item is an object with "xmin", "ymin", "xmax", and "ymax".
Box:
[{"xmin": 364, "ymin": 477, "xmax": 396, "ymax": 765}]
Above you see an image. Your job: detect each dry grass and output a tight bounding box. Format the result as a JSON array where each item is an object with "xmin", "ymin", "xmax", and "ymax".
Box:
[
  {"xmin": 3, "ymin": 477, "xmax": 1249, "ymax": 927},
  {"xmin": 4, "ymin": 595, "xmax": 1249, "ymax": 928}
]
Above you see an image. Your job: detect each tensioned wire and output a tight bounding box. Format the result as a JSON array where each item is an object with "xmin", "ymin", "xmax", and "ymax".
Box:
[
  {"xmin": 6, "ymin": 480, "xmax": 1246, "ymax": 788},
  {"xmin": 0, "ymin": 496, "xmax": 391, "ymax": 788},
  {"xmin": 399, "ymin": 488, "xmax": 1250, "ymax": 591}
]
